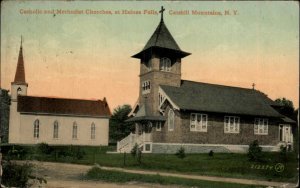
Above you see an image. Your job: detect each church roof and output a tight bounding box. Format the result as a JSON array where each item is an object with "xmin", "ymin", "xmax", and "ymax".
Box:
[
  {"xmin": 132, "ymin": 19, "xmax": 190, "ymax": 59},
  {"xmin": 160, "ymin": 80, "xmax": 283, "ymax": 117},
  {"xmin": 13, "ymin": 40, "xmax": 27, "ymax": 85},
  {"xmin": 17, "ymin": 96, "xmax": 111, "ymax": 117}
]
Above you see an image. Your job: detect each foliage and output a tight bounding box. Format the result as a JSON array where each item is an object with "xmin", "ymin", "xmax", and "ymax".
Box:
[
  {"xmin": 109, "ymin": 104, "xmax": 134, "ymax": 143},
  {"xmin": 6, "ymin": 145, "xmax": 28, "ymax": 160},
  {"xmin": 37, "ymin": 142, "xmax": 52, "ymax": 154},
  {"xmin": 209, "ymin": 150, "xmax": 214, "ymax": 157},
  {"xmin": 0, "ymin": 89, "xmax": 11, "ymax": 143},
  {"xmin": 130, "ymin": 143, "xmax": 142, "ymax": 164},
  {"xmin": 130, "ymin": 143, "xmax": 138, "ymax": 157},
  {"xmin": 85, "ymin": 166, "xmax": 255, "ymax": 188},
  {"xmin": 280, "ymin": 145, "xmax": 288, "ymax": 161},
  {"xmin": 2, "ymin": 161, "xmax": 33, "ymax": 187},
  {"xmin": 248, "ymin": 140, "xmax": 263, "ymax": 162},
  {"xmin": 175, "ymin": 147, "xmax": 186, "ymax": 159},
  {"xmin": 275, "ymin": 98, "xmax": 295, "ymax": 118}
]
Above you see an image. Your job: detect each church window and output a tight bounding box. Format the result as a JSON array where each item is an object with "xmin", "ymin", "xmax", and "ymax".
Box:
[
  {"xmin": 17, "ymin": 87, "xmax": 22, "ymax": 95},
  {"xmin": 168, "ymin": 109, "xmax": 175, "ymax": 131},
  {"xmin": 156, "ymin": 122, "xmax": 162, "ymax": 131},
  {"xmin": 33, "ymin": 119, "xmax": 39, "ymax": 139},
  {"xmin": 142, "ymin": 80, "xmax": 151, "ymax": 94},
  {"xmin": 254, "ymin": 118, "xmax": 268, "ymax": 135},
  {"xmin": 147, "ymin": 59, "xmax": 152, "ymax": 70},
  {"xmin": 160, "ymin": 57, "xmax": 171, "ymax": 72},
  {"xmin": 53, "ymin": 121, "xmax": 59, "ymax": 139},
  {"xmin": 72, "ymin": 122, "xmax": 78, "ymax": 139},
  {"xmin": 91, "ymin": 123, "xmax": 96, "ymax": 139},
  {"xmin": 224, "ymin": 116, "xmax": 240, "ymax": 133},
  {"xmin": 158, "ymin": 92, "xmax": 165, "ymax": 106},
  {"xmin": 190, "ymin": 113, "xmax": 208, "ymax": 132}
]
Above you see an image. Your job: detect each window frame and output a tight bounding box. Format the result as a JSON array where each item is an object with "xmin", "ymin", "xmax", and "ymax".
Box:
[
  {"xmin": 254, "ymin": 118, "xmax": 268, "ymax": 135},
  {"xmin": 190, "ymin": 113, "xmax": 208, "ymax": 132},
  {"xmin": 33, "ymin": 119, "xmax": 39, "ymax": 139},
  {"xmin": 142, "ymin": 80, "xmax": 151, "ymax": 94},
  {"xmin": 160, "ymin": 57, "xmax": 172, "ymax": 72},
  {"xmin": 72, "ymin": 122, "xmax": 78, "ymax": 139},
  {"xmin": 168, "ymin": 109, "xmax": 175, "ymax": 131},
  {"xmin": 53, "ymin": 120, "xmax": 59, "ymax": 139},
  {"xmin": 91, "ymin": 122, "xmax": 96, "ymax": 139},
  {"xmin": 156, "ymin": 122, "xmax": 162, "ymax": 131},
  {"xmin": 224, "ymin": 116, "xmax": 240, "ymax": 134}
]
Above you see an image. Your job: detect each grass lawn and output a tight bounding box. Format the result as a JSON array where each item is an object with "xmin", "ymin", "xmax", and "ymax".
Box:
[
  {"xmin": 85, "ymin": 166, "xmax": 258, "ymax": 188},
  {"xmin": 4, "ymin": 145, "xmax": 298, "ymax": 183}
]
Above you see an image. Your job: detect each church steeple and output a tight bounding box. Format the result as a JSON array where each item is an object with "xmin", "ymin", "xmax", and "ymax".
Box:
[
  {"xmin": 132, "ymin": 6, "xmax": 190, "ymax": 59},
  {"xmin": 13, "ymin": 36, "xmax": 27, "ymax": 85},
  {"xmin": 11, "ymin": 36, "xmax": 28, "ymax": 101}
]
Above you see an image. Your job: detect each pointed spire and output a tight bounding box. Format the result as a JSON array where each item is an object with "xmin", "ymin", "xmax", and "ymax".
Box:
[
  {"xmin": 13, "ymin": 36, "xmax": 27, "ymax": 85},
  {"xmin": 132, "ymin": 7, "xmax": 191, "ymax": 59}
]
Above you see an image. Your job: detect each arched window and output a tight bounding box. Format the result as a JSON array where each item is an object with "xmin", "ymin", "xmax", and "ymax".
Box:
[
  {"xmin": 91, "ymin": 123, "xmax": 96, "ymax": 139},
  {"xmin": 17, "ymin": 87, "xmax": 22, "ymax": 95},
  {"xmin": 53, "ymin": 120, "xmax": 59, "ymax": 139},
  {"xmin": 34, "ymin": 119, "xmax": 39, "ymax": 138},
  {"xmin": 160, "ymin": 57, "xmax": 171, "ymax": 72},
  {"xmin": 72, "ymin": 122, "xmax": 78, "ymax": 139},
  {"xmin": 168, "ymin": 109, "xmax": 175, "ymax": 131}
]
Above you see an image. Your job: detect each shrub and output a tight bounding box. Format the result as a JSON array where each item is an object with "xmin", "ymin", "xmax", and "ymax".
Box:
[
  {"xmin": 131, "ymin": 143, "xmax": 139, "ymax": 157},
  {"xmin": 2, "ymin": 161, "xmax": 33, "ymax": 187},
  {"xmin": 248, "ymin": 140, "xmax": 263, "ymax": 162},
  {"xmin": 37, "ymin": 142, "xmax": 52, "ymax": 155},
  {"xmin": 175, "ymin": 147, "xmax": 186, "ymax": 159},
  {"xmin": 280, "ymin": 145, "xmax": 288, "ymax": 161},
  {"xmin": 6, "ymin": 145, "xmax": 28, "ymax": 160},
  {"xmin": 208, "ymin": 150, "xmax": 214, "ymax": 157}
]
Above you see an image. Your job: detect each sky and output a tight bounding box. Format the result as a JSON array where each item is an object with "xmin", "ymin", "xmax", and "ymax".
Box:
[{"xmin": 1, "ymin": 1, "xmax": 299, "ymax": 110}]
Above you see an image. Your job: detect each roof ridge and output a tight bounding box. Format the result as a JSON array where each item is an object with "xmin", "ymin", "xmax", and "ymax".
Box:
[
  {"xmin": 180, "ymin": 80, "xmax": 256, "ymax": 91},
  {"xmin": 21, "ymin": 95, "xmax": 103, "ymax": 102}
]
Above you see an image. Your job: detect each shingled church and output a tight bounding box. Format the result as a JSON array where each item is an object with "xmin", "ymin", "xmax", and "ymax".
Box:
[
  {"xmin": 117, "ymin": 7, "xmax": 295, "ymax": 153},
  {"xmin": 9, "ymin": 38, "xmax": 111, "ymax": 146}
]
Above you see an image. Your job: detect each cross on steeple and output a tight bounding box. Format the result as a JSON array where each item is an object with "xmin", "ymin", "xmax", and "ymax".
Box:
[
  {"xmin": 252, "ymin": 83, "xmax": 255, "ymax": 90},
  {"xmin": 21, "ymin": 35, "xmax": 23, "ymax": 48},
  {"xmin": 159, "ymin": 6, "xmax": 165, "ymax": 22}
]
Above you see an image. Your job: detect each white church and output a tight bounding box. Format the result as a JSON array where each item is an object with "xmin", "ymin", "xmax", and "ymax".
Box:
[{"xmin": 9, "ymin": 39, "xmax": 111, "ymax": 146}]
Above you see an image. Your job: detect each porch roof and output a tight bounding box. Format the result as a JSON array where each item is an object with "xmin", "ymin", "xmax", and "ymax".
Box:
[{"xmin": 126, "ymin": 103, "xmax": 165, "ymax": 122}]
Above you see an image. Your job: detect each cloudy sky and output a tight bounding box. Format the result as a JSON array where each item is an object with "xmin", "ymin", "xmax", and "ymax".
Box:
[{"xmin": 1, "ymin": 1, "xmax": 299, "ymax": 110}]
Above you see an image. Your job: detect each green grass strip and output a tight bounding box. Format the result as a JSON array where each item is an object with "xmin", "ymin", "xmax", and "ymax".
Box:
[{"xmin": 85, "ymin": 167, "xmax": 258, "ymax": 188}]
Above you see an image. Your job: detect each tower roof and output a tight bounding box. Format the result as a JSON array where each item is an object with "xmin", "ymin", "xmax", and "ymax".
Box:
[
  {"xmin": 132, "ymin": 7, "xmax": 190, "ymax": 59},
  {"xmin": 13, "ymin": 38, "xmax": 27, "ymax": 85}
]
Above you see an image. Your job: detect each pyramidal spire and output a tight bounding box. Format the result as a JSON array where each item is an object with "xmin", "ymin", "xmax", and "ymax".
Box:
[
  {"xmin": 132, "ymin": 6, "xmax": 191, "ymax": 59},
  {"xmin": 13, "ymin": 36, "xmax": 26, "ymax": 84}
]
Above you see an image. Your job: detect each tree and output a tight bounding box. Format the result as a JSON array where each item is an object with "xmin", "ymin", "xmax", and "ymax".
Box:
[
  {"xmin": 0, "ymin": 89, "xmax": 11, "ymax": 143},
  {"xmin": 109, "ymin": 104, "xmax": 134, "ymax": 143},
  {"xmin": 275, "ymin": 98, "xmax": 295, "ymax": 119}
]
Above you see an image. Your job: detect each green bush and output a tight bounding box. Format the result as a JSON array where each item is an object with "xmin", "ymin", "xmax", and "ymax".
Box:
[
  {"xmin": 247, "ymin": 140, "xmax": 263, "ymax": 162},
  {"xmin": 280, "ymin": 145, "xmax": 288, "ymax": 161},
  {"xmin": 175, "ymin": 147, "xmax": 186, "ymax": 159},
  {"xmin": 208, "ymin": 150, "xmax": 214, "ymax": 157},
  {"xmin": 2, "ymin": 161, "xmax": 33, "ymax": 187},
  {"xmin": 130, "ymin": 143, "xmax": 139, "ymax": 157},
  {"xmin": 37, "ymin": 142, "xmax": 52, "ymax": 154},
  {"xmin": 6, "ymin": 145, "xmax": 28, "ymax": 160}
]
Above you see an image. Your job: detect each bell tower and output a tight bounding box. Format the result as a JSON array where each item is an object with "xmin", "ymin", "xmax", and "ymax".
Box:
[
  {"xmin": 11, "ymin": 36, "xmax": 28, "ymax": 102},
  {"xmin": 9, "ymin": 36, "xmax": 28, "ymax": 143},
  {"xmin": 132, "ymin": 7, "xmax": 190, "ymax": 115}
]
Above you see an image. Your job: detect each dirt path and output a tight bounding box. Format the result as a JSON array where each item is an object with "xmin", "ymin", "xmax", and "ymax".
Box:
[{"xmin": 20, "ymin": 161, "xmax": 297, "ymax": 188}]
